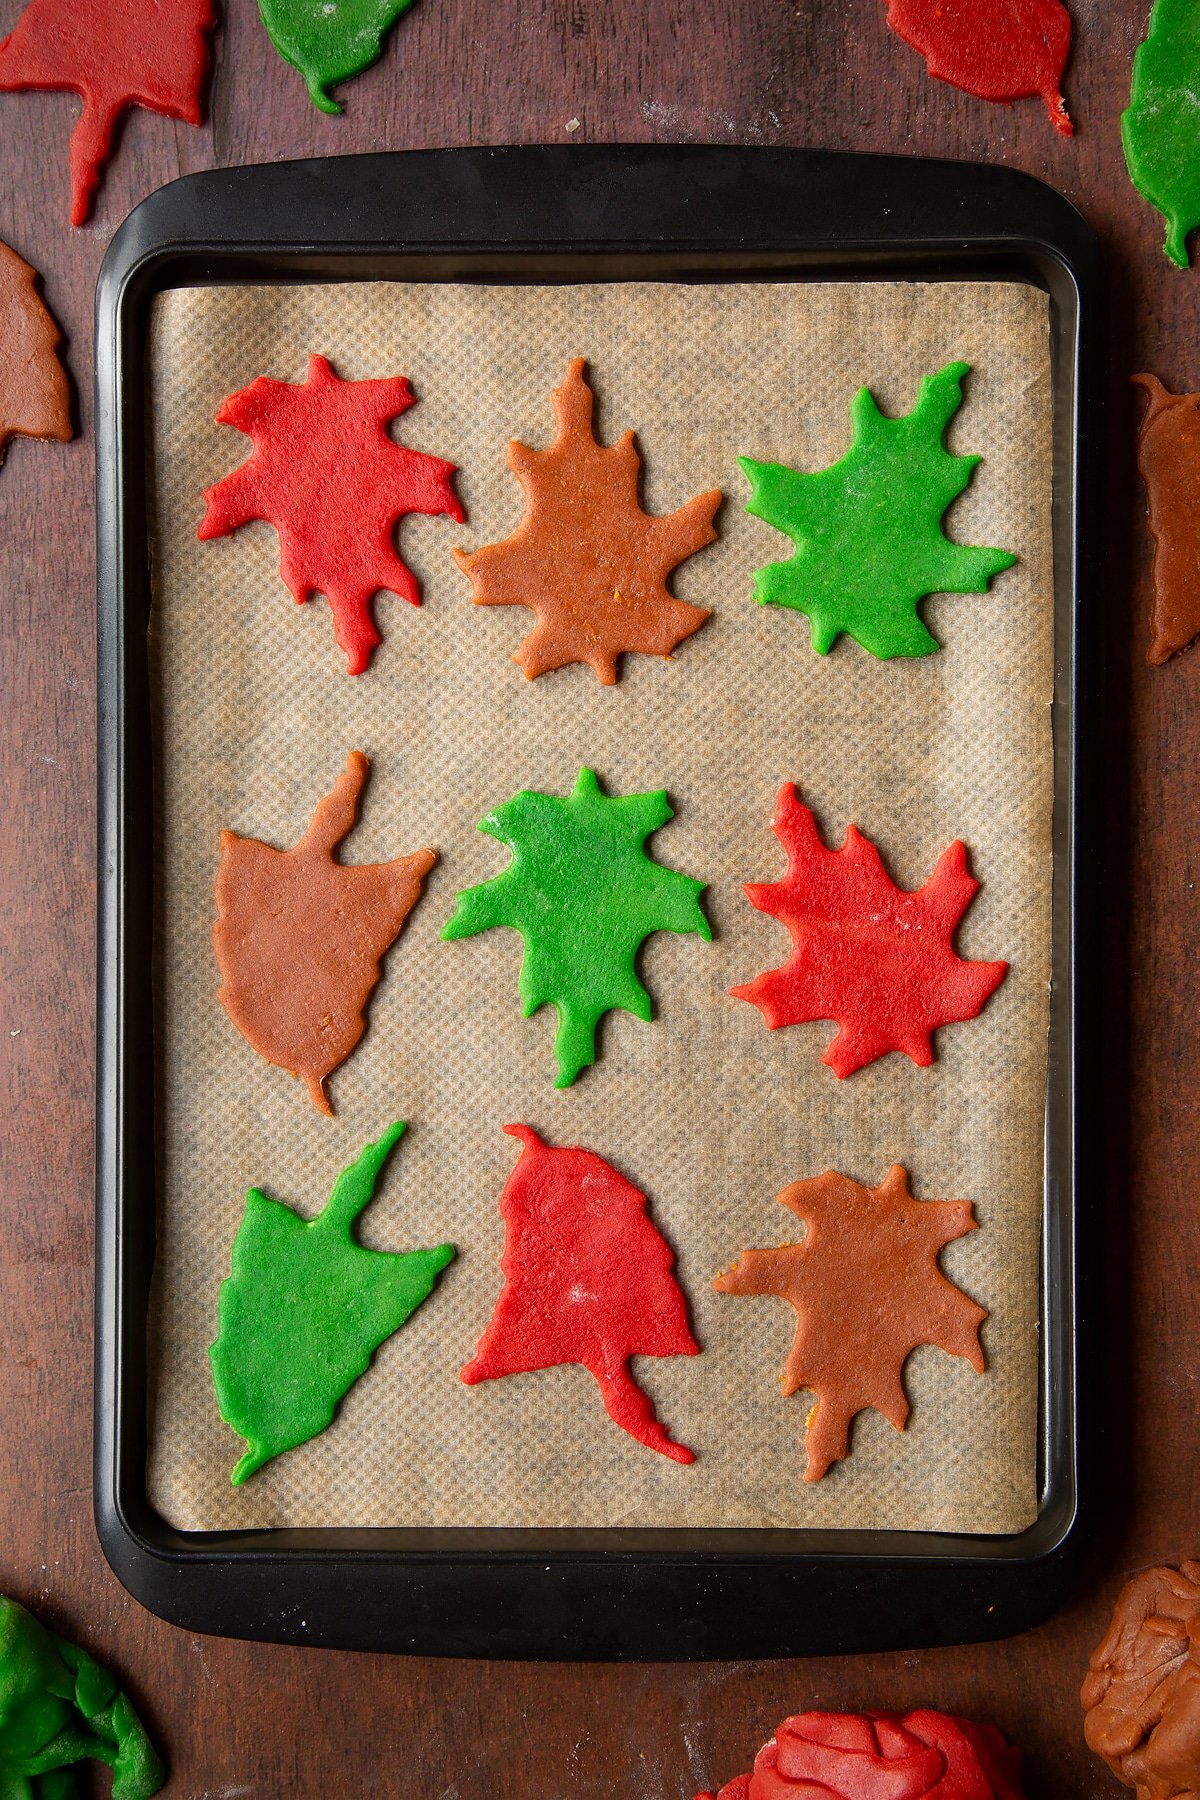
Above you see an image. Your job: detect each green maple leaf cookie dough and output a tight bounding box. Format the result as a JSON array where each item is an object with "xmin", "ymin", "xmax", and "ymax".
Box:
[
  {"xmin": 441, "ymin": 767, "xmax": 711, "ymax": 1088},
  {"xmin": 740, "ymin": 361, "xmax": 1016, "ymax": 659},
  {"xmin": 210, "ymin": 1121, "xmax": 454, "ymax": 1485},
  {"xmin": 257, "ymin": 0, "xmax": 416, "ymax": 113},
  {"xmin": 1122, "ymin": 0, "xmax": 1200, "ymax": 269}
]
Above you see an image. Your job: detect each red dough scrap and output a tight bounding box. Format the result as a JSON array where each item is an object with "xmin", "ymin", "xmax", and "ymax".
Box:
[
  {"xmin": 0, "ymin": 0, "xmax": 216, "ymax": 226},
  {"xmin": 730, "ymin": 784, "xmax": 1007, "ymax": 1077},
  {"xmin": 199, "ymin": 353, "xmax": 463, "ymax": 676},
  {"xmin": 883, "ymin": 0, "xmax": 1073, "ymax": 137},
  {"xmin": 696, "ymin": 1708, "xmax": 1026, "ymax": 1800},
  {"xmin": 461, "ymin": 1125, "xmax": 698, "ymax": 1464}
]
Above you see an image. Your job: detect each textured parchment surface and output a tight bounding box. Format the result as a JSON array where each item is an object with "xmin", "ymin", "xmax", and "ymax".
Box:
[{"xmin": 146, "ymin": 279, "xmax": 1052, "ymax": 1532}]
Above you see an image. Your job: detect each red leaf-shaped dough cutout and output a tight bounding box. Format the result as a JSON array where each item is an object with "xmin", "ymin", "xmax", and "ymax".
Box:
[
  {"xmin": 883, "ymin": 0, "xmax": 1073, "ymax": 137},
  {"xmin": 461, "ymin": 1125, "xmax": 698, "ymax": 1463},
  {"xmin": 200, "ymin": 353, "xmax": 464, "ymax": 675},
  {"xmin": 0, "ymin": 0, "xmax": 216, "ymax": 225},
  {"xmin": 730, "ymin": 784, "xmax": 1007, "ymax": 1076}
]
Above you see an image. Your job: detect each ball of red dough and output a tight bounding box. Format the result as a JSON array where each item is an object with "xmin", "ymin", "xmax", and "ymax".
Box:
[{"xmin": 695, "ymin": 1708, "xmax": 1025, "ymax": 1798}]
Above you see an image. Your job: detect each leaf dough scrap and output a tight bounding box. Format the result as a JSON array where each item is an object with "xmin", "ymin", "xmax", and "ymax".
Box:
[
  {"xmin": 441, "ymin": 766, "xmax": 712, "ymax": 1087},
  {"xmin": 461, "ymin": 1124, "xmax": 698, "ymax": 1463},
  {"xmin": 200, "ymin": 352, "xmax": 463, "ymax": 674},
  {"xmin": 210, "ymin": 1121, "xmax": 455, "ymax": 1484},
  {"xmin": 739, "ymin": 361, "xmax": 1016, "ymax": 659},
  {"xmin": 1122, "ymin": 0, "xmax": 1200, "ymax": 269},
  {"xmin": 883, "ymin": 0, "xmax": 1072, "ymax": 135},
  {"xmin": 0, "ymin": 0, "xmax": 215, "ymax": 226},
  {"xmin": 453, "ymin": 357, "xmax": 720, "ymax": 684},
  {"xmin": 713, "ymin": 1166, "xmax": 987, "ymax": 1480},
  {"xmin": 729, "ymin": 782, "xmax": 1007, "ymax": 1075},
  {"xmin": 214, "ymin": 751, "xmax": 436, "ymax": 1114},
  {"xmin": 0, "ymin": 1593, "xmax": 166, "ymax": 1799},
  {"xmin": 257, "ymin": 0, "xmax": 417, "ymax": 114},
  {"xmin": 695, "ymin": 1705, "xmax": 1026, "ymax": 1800},
  {"xmin": 1133, "ymin": 374, "xmax": 1200, "ymax": 664},
  {"xmin": 0, "ymin": 240, "xmax": 70, "ymax": 466}
]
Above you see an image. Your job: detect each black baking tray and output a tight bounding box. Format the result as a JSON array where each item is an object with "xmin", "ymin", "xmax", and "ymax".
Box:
[{"xmin": 95, "ymin": 144, "xmax": 1100, "ymax": 1658}]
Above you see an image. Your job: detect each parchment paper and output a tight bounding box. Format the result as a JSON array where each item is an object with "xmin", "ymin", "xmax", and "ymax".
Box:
[{"xmin": 145, "ymin": 278, "xmax": 1052, "ymax": 1533}]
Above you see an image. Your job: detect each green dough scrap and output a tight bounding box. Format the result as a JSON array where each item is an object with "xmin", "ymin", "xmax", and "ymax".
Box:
[
  {"xmin": 0, "ymin": 1594, "xmax": 165, "ymax": 1799},
  {"xmin": 739, "ymin": 361, "xmax": 1017, "ymax": 659},
  {"xmin": 441, "ymin": 767, "xmax": 712, "ymax": 1088},
  {"xmin": 210, "ymin": 1121, "xmax": 454, "ymax": 1485},
  {"xmin": 256, "ymin": 0, "xmax": 417, "ymax": 113},
  {"xmin": 1122, "ymin": 0, "xmax": 1200, "ymax": 268}
]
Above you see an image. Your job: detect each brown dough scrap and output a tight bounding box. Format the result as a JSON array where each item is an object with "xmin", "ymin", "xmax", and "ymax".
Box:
[
  {"xmin": 214, "ymin": 752, "xmax": 436, "ymax": 1115},
  {"xmin": 0, "ymin": 240, "xmax": 71, "ymax": 464},
  {"xmin": 1082, "ymin": 1560, "xmax": 1200, "ymax": 1800},
  {"xmin": 453, "ymin": 357, "xmax": 720, "ymax": 684},
  {"xmin": 1134, "ymin": 374, "xmax": 1200, "ymax": 664}
]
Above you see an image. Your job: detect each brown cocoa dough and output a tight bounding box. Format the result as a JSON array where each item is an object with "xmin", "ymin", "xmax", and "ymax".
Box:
[
  {"xmin": 453, "ymin": 357, "xmax": 719, "ymax": 684},
  {"xmin": 1133, "ymin": 375, "xmax": 1200, "ymax": 664},
  {"xmin": 1082, "ymin": 1560, "xmax": 1200, "ymax": 1800},
  {"xmin": 213, "ymin": 751, "xmax": 436, "ymax": 1114},
  {"xmin": 0, "ymin": 239, "xmax": 70, "ymax": 464}
]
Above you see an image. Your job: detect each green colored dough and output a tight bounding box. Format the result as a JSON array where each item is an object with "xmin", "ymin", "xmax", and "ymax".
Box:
[
  {"xmin": 1122, "ymin": 0, "xmax": 1200, "ymax": 268},
  {"xmin": 441, "ymin": 767, "xmax": 712, "ymax": 1088},
  {"xmin": 739, "ymin": 361, "xmax": 1017, "ymax": 659},
  {"xmin": 0, "ymin": 1594, "xmax": 165, "ymax": 1799},
  {"xmin": 210, "ymin": 1122, "xmax": 454, "ymax": 1485},
  {"xmin": 256, "ymin": 0, "xmax": 416, "ymax": 113}
]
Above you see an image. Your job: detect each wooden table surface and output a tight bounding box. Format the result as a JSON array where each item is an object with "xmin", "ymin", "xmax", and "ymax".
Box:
[{"xmin": 0, "ymin": 0, "xmax": 1180, "ymax": 1793}]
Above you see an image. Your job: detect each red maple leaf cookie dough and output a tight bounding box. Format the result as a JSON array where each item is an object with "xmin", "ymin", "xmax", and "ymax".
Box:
[
  {"xmin": 200, "ymin": 353, "xmax": 463, "ymax": 675},
  {"xmin": 730, "ymin": 783, "xmax": 1007, "ymax": 1076},
  {"xmin": 883, "ymin": 0, "xmax": 1072, "ymax": 136},
  {"xmin": 714, "ymin": 1166, "xmax": 987, "ymax": 1480},
  {"xmin": 1133, "ymin": 374, "xmax": 1200, "ymax": 664},
  {"xmin": 454, "ymin": 357, "xmax": 720, "ymax": 684},
  {"xmin": 0, "ymin": 241, "xmax": 70, "ymax": 467},
  {"xmin": 214, "ymin": 752, "xmax": 436, "ymax": 1115},
  {"xmin": 461, "ymin": 1125, "xmax": 699, "ymax": 1463},
  {"xmin": 0, "ymin": 0, "xmax": 215, "ymax": 226}
]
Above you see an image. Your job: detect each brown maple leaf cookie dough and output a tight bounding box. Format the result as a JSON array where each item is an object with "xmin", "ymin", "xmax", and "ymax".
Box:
[
  {"xmin": 453, "ymin": 357, "xmax": 720, "ymax": 684},
  {"xmin": 1082, "ymin": 1560, "xmax": 1200, "ymax": 1800},
  {"xmin": 214, "ymin": 751, "xmax": 435, "ymax": 1114},
  {"xmin": 0, "ymin": 240, "xmax": 70, "ymax": 467},
  {"xmin": 714, "ymin": 1165, "xmax": 987, "ymax": 1480}
]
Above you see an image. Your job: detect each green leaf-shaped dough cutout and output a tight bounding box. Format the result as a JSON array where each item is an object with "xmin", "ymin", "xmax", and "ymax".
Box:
[
  {"xmin": 739, "ymin": 361, "xmax": 1016, "ymax": 659},
  {"xmin": 256, "ymin": 0, "xmax": 417, "ymax": 114},
  {"xmin": 1122, "ymin": 0, "xmax": 1200, "ymax": 269},
  {"xmin": 441, "ymin": 767, "xmax": 712, "ymax": 1088},
  {"xmin": 209, "ymin": 1121, "xmax": 454, "ymax": 1484}
]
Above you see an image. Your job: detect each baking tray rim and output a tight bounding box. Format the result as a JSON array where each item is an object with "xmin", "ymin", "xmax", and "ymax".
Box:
[{"xmin": 94, "ymin": 143, "xmax": 1100, "ymax": 1657}]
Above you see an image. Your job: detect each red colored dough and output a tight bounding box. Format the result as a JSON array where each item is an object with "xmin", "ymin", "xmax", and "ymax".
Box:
[
  {"xmin": 0, "ymin": 0, "xmax": 216, "ymax": 226},
  {"xmin": 199, "ymin": 353, "xmax": 463, "ymax": 675},
  {"xmin": 461, "ymin": 1125, "xmax": 698, "ymax": 1464},
  {"xmin": 696, "ymin": 1707, "xmax": 1025, "ymax": 1799},
  {"xmin": 730, "ymin": 784, "xmax": 1007, "ymax": 1077},
  {"xmin": 883, "ymin": 0, "xmax": 1073, "ymax": 137}
]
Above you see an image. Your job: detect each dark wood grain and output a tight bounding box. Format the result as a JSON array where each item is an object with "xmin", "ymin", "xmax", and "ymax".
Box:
[{"xmin": 0, "ymin": 0, "xmax": 1178, "ymax": 1792}]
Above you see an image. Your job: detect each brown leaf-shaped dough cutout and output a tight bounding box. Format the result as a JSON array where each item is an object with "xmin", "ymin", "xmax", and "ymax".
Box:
[
  {"xmin": 214, "ymin": 752, "xmax": 435, "ymax": 1114},
  {"xmin": 0, "ymin": 240, "xmax": 70, "ymax": 465},
  {"xmin": 1134, "ymin": 373, "xmax": 1200, "ymax": 664},
  {"xmin": 714, "ymin": 1165, "xmax": 986, "ymax": 1480},
  {"xmin": 453, "ymin": 357, "xmax": 720, "ymax": 684}
]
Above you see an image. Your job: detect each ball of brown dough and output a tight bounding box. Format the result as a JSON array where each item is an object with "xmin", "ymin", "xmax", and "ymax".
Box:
[{"xmin": 1082, "ymin": 1560, "xmax": 1200, "ymax": 1799}]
